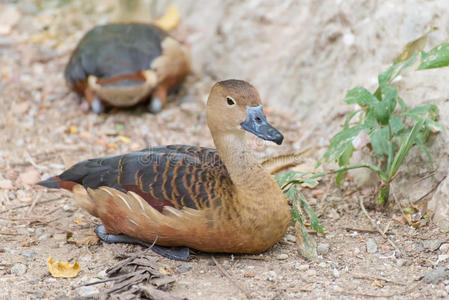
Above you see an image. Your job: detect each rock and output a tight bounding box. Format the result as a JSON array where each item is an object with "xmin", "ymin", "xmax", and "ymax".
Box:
[
  {"xmin": 423, "ymin": 267, "xmax": 449, "ymax": 284},
  {"xmin": 317, "ymin": 243, "xmax": 330, "ymax": 255},
  {"xmin": 176, "ymin": 264, "xmax": 192, "ymax": 273},
  {"xmin": 366, "ymin": 239, "xmax": 377, "ymax": 254},
  {"xmin": 295, "ymin": 264, "xmax": 309, "ymax": 271},
  {"xmin": 354, "ymin": 248, "xmax": 360, "ymax": 255},
  {"xmin": 435, "ymin": 254, "xmax": 449, "ymax": 265},
  {"xmin": 440, "ymin": 243, "xmax": 449, "ymax": 253},
  {"xmin": 285, "ymin": 234, "xmax": 296, "ymax": 243},
  {"xmin": 20, "ymin": 250, "xmax": 36, "ymax": 258},
  {"xmin": 423, "ymin": 239, "xmax": 442, "ymax": 252},
  {"xmin": 77, "ymin": 286, "xmax": 99, "ymax": 297},
  {"xmin": 305, "ymin": 269, "xmax": 317, "ymax": 277},
  {"xmin": 38, "ymin": 233, "xmax": 49, "ymax": 241},
  {"xmin": 62, "ymin": 205, "xmax": 74, "ymax": 212},
  {"xmin": 11, "ymin": 263, "xmax": 27, "ymax": 276},
  {"xmin": 333, "ymin": 268, "xmax": 340, "ymax": 278},
  {"xmin": 266, "ymin": 271, "xmax": 277, "ymax": 282},
  {"xmin": 396, "ymin": 259, "xmax": 406, "ymax": 267},
  {"xmin": 277, "ymin": 254, "xmax": 288, "ymax": 260},
  {"xmin": 318, "ymin": 262, "xmax": 326, "ymax": 268}
]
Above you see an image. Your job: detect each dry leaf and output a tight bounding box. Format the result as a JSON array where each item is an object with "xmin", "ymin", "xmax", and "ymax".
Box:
[
  {"xmin": 371, "ymin": 280, "xmax": 383, "ymax": 288},
  {"xmin": 73, "ymin": 220, "xmax": 84, "ymax": 225},
  {"xmin": 47, "ymin": 257, "xmax": 81, "ymax": 278},
  {"xmin": 69, "ymin": 126, "xmax": 77, "ymax": 134},
  {"xmin": 18, "ymin": 168, "xmax": 40, "ymax": 186},
  {"xmin": 119, "ymin": 135, "xmax": 131, "ymax": 143},
  {"xmin": 153, "ymin": 5, "xmax": 180, "ymax": 31}
]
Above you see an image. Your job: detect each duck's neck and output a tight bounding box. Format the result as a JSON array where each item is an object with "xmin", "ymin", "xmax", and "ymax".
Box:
[{"xmin": 212, "ymin": 131, "xmax": 268, "ymax": 189}]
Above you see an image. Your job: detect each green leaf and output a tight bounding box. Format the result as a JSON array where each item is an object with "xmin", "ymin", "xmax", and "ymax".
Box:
[
  {"xmin": 338, "ymin": 143, "xmax": 354, "ymax": 166},
  {"xmin": 344, "ymin": 110, "xmax": 360, "ymax": 128},
  {"xmin": 324, "ymin": 125, "xmax": 367, "ymax": 163},
  {"xmin": 389, "ymin": 119, "xmax": 424, "ymax": 178},
  {"xmin": 275, "ymin": 172, "xmax": 298, "ymax": 187},
  {"xmin": 335, "ymin": 170, "xmax": 347, "ymax": 187},
  {"xmin": 370, "ymin": 126, "xmax": 390, "ymax": 157},
  {"xmin": 418, "ymin": 42, "xmax": 449, "ymax": 70},
  {"xmin": 398, "ymin": 97, "xmax": 407, "ymax": 111},
  {"xmin": 300, "ymin": 195, "xmax": 324, "ymax": 234},
  {"xmin": 344, "ymin": 86, "xmax": 378, "ymax": 107},
  {"xmin": 389, "ymin": 115, "xmax": 404, "ymax": 135},
  {"xmin": 379, "ymin": 53, "xmax": 419, "ymax": 85},
  {"xmin": 373, "ymin": 84, "xmax": 397, "ymax": 125}
]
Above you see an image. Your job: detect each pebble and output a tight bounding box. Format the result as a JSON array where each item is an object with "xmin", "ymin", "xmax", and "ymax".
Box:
[
  {"xmin": 366, "ymin": 239, "xmax": 377, "ymax": 253},
  {"xmin": 266, "ymin": 270, "xmax": 277, "ymax": 282},
  {"xmin": 295, "ymin": 264, "xmax": 309, "ymax": 271},
  {"xmin": 333, "ymin": 268, "xmax": 340, "ymax": 278},
  {"xmin": 285, "ymin": 234, "xmax": 296, "ymax": 243},
  {"xmin": 96, "ymin": 270, "xmax": 107, "ymax": 280},
  {"xmin": 77, "ymin": 286, "xmax": 99, "ymax": 297},
  {"xmin": 423, "ymin": 267, "xmax": 448, "ymax": 284},
  {"xmin": 305, "ymin": 269, "xmax": 317, "ymax": 277},
  {"xmin": 440, "ymin": 243, "xmax": 449, "ymax": 253},
  {"xmin": 423, "ymin": 239, "xmax": 442, "ymax": 252},
  {"xmin": 277, "ymin": 254, "xmax": 288, "ymax": 260},
  {"xmin": 435, "ymin": 254, "xmax": 449, "ymax": 265},
  {"xmin": 20, "ymin": 250, "xmax": 36, "ymax": 258},
  {"xmin": 176, "ymin": 264, "xmax": 192, "ymax": 273},
  {"xmin": 354, "ymin": 247, "xmax": 360, "ymax": 255},
  {"xmin": 317, "ymin": 243, "xmax": 330, "ymax": 255},
  {"xmin": 11, "ymin": 263, "xmax": 27, "ymax": 276},
  {"xmin": 318, "ymin": 262, "xmax": 327, "ymax": 268},
  {"xmin": 63, "ymin": 204, "xmax": 74, "ymax": 212},
  {"xmin": 396, "ymin": 258, "xmax": 406, "ymax": 267},
  {"xmin": 38, "ymin": 233, "xmax": 49, "ymax": 241}
]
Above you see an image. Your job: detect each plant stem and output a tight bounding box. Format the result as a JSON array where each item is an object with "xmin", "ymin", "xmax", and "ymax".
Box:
[{"xmin": 376, "ymin": 182, "xmax": 390, "ymax": 206}]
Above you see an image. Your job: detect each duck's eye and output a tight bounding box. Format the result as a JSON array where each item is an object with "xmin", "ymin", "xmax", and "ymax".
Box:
[{"xmin": 226, "ymin": 97, "xmax": 235, "ymax": 106}]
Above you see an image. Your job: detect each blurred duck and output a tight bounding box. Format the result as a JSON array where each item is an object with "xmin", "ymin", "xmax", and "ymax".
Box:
[
  {"xmin": 38, "ymin": 80, "xmax": 290, "ymax": 260},
  {"xmin": 64, "ymin": 22, "xmax": 190, "ymax": 113}
]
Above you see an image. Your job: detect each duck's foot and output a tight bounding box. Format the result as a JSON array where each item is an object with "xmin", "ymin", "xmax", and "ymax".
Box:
[
  {"xmin": 91, "ymin": 98, "xmax": 106, "ymax": 114},
  {"xmin": 94, "ymin": 225, "xmax": 193, "ymax": 261},
  {"xmin": 148, "ymin": 97, "xmax": 162, "ymax": 113}
]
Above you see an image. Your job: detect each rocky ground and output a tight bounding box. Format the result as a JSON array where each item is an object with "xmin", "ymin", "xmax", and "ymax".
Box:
[{"xmin": 1, "ymin": 1, "xmax": 449, "ymax": 299}]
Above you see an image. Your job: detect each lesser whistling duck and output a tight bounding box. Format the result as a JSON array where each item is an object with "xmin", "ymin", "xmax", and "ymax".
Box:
[
  {"xmin": 38, "ymin": 80, "xmax": 290, "ymax": 260},
  {"xmin": 64, "ymin": 23, "xmax": 190, "ymax": 114}
]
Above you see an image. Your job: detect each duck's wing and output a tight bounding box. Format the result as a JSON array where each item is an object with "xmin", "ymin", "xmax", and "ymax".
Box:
[
  {"xmin": 39, "ymin": 145, "xmax": 233, "ymax": 213},
  {"xmin": 64, "ymin": 23, "xmax": 166, "ymax": 92}
]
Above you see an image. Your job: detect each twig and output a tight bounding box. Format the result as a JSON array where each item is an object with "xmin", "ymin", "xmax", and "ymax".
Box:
[
  {"xmin": 413, "ymin": 175, "xmax": 446, "ymax": 204},
  {"xmin": 392, "ymin": 192, "xmax": 411, "ymax": 226},
  {"xmin": 353, "ymin": 273, "xmax": 406, "ymax": 285},
  {"xmin": 359, "ymin": 197, "xmax": 401, "ymax": 253},
  {"xmin": 212, "ymin": 256, "xmax": 252, "ymax": 299},
  {"xmin": 0, "ymin": 197, "xmax": 65, "ymax": 215},
  {"xmin": 24, "ymin": 151, "xmax": 47, "ymax": 171},
  {"xmin": 344, "ymin": 227, "xmax": 394, "ymax": 235},
  {"xmin": 27, "ymin": 191, "xmax": 42, "ymax": 216}
]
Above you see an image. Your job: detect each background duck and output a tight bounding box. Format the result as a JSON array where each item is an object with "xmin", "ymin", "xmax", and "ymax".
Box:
[
  {"xmin": 64, "ymin": 22, "xmax": 190, "ymax": 114},
  {"xmin": 38, "ymin": 80, "xmax": 290, "ymax": 260}
]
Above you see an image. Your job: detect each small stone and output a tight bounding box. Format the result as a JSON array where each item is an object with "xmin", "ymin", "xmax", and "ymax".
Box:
[
  {"xmin": 318, "ymin": 262, "xmax": 326, "ymax": 268},
  {"xmin": 435, "ymin": 254, "xmax": 449, "ymax": 265},
  {"xmin": 53, "ymin": 233, "xmax": 66, "ymax": 241},
  {"xmin": 396, "ymin": 259, "xmax": 406, "ymax": 267},
  {"xmin": 366, "ymin": 239, "xmax": 377, "ymax": 253},
  {"xmin": 423, "ymin": 267, "xmax": 449, "ymax": 284},
  {"xmin": 8, "ymin": 192, "xmax": 16, "ymax": 200},
  {"xmin": 176, "ymin": 264, "xmax": 192, "ymax": 273},
  {"xmin": 277, "ymin": 254, "xmax": 288, "ymax": 260},
  {"xmin": 11, "ymin": 263, "xmax": 27, "ymax": 276},
  {"xmin": 21, "ymin": 250, "xmax": 36, "ymax": 258},
  {"xmin": 77, "ymin": 286, "xmax": 99, "ymax": 297},
  {"xmin": 305, "ymin": 269, "xmax": 317, "ymax": 277},
  {"xmin": 38, "ymin": 233, "xmax": 49, "ymax": 241},
  {"xmin": 423, "ymin": 239, "xmax": 442, "ymax": 252},
  {"xmin": 436, "ymin": 289, "xmax": 448, "ymax": 298},
  {"xmin": 295, "ymin": 264, "xmax": 309, "ymax": 271},
  {"xmin": 96, "ymin": 270, "xmax": 107, "ymax": 280},
  {"xmin": 63, "ymin": 205, "xmax": 74, "ymax": 212},
  {"xmin": 285, "ymin": 234, "xmax": 296, "ymax": 243},
  {"xmin": 440, "ymin": 243, "xmax": 449, "ymax": 253},
  {"xmin": 333, "ymin": 268, "xmax": 340, "ymax": 278},
  {"xmin": 317, "ymin": 243, "xmax": 330, "ymax": 255},
  {"xmin": 354, "ymin": 248, "xmax": 360, "ymax": 255},
  {"xmin": 266, "ymin": 271, "xmax": 277, "ymax": 282}
]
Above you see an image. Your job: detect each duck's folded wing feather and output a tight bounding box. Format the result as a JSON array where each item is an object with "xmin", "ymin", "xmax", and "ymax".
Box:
[{"xmin": 40, "ymin": 145, "xmax": 233, "ymax": 212}]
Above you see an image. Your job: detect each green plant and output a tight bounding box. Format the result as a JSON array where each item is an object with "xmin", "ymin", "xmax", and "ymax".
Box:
[
  {"xmin": 275, "ymin": 172, "xmax": 323, "ymax": 259},
  {"xmin": 323, "ymin": 33, "xmax": 446, "ymax": 206}
]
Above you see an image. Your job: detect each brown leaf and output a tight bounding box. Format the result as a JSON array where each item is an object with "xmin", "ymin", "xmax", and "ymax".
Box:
[{"xmin": 47, "ymin": 257, "xmax": 81, "ymax": 278}]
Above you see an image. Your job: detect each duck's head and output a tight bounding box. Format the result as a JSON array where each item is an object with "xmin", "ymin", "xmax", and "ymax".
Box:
[{"xmin": 206, "ymin": 80, "xmax": 284, "ymax": 145}]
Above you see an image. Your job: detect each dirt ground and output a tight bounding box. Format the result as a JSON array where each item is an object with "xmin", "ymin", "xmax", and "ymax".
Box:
[{"xmin": 1, "ymin": 1, "xmax": 449, "ymax": 299}]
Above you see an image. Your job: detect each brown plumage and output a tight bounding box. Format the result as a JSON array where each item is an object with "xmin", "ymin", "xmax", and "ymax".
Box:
[
  {"xmin": 38, "ymin": 80, "xmax": 290, "ymax": 254},
  {"xmin": 65, "ymin": 23, "xmax": 190, "ymax": 113}
]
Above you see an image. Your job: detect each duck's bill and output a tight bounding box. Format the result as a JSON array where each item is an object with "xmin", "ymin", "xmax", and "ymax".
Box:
[{"xmin": 240, "ymin": 105, "xmax": 284, "ymax": 145}]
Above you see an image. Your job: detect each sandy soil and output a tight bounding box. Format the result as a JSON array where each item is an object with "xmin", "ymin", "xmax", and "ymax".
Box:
[{"xmin": 1, "ymin": 1, "xmax": 449, "ymax": 299}]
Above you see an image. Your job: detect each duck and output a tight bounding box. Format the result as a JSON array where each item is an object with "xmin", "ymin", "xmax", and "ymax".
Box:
[
  {"xmin": 64, "ymin": 22, "xmax": 190, "ymax": 114},
  {"xmin": 38, "ymin": 80, "xmax": 290, "ymax": 260}
]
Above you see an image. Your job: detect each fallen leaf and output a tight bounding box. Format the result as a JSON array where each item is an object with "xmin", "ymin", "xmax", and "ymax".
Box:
[
  {"xmin": 73, "ymin": 220, "xmax": 84, "ymax": 225},
  {"xmin": 158, "ymin": 266, "xmax": 174, "ymax": 275},
  {"xmin": 18, "ymin": 168, "xmax": 40, "ymax": 186},
  {"xmin": 153, "ymin": 5, "xmax": 180, "ymax": 31},
  {"xmin": 119, "ymin": 135, "xmax": 131, "ymax": 143},
  {"xmin": 0, "ymin": 179, "xmax": 13, "ymax": 189},
  {"xmin": 69, "ymin": 126, "xmax": 77, "ymax": 134},
  {"xmin": 47, "ymin": 257, "xmax": 81, "ymax": 278},
  {"xmin": 371, "ymin": 280, "xmax": 383, "ymax": 288}
]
